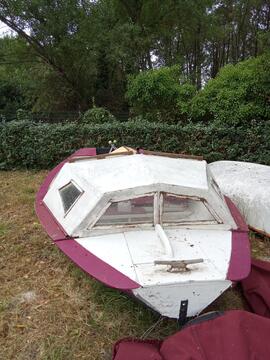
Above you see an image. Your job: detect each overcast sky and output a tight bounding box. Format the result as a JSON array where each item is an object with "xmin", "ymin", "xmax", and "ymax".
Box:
[{"xmin": 0, "ymin": 21, "xmax": 14, "ymax": 37}]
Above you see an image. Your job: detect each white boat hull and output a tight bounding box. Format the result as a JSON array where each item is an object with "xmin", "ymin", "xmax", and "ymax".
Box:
[
  {"xmin": 133, "ymin": 280, "xmax": 232, "ymax": 318},
  {"xmin": 76, "ymin": 228, "xmax": 233, "ymax": 318},
  {"xmin": 210, "ymin": 161, "xmax": 270, "ymax": 236},
  {"xmin": 36, "ymin": 148, "xmax": 250, "ymax": 320}
]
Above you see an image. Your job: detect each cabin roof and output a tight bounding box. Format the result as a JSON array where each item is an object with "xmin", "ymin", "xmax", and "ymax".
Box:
[
  {"xmin": 44, "ymin": 153, "xmax": 236, "ymax": 236},
  {"xmin": 65, "ymin": 154, "xmax": 208, "ymax": 192}
]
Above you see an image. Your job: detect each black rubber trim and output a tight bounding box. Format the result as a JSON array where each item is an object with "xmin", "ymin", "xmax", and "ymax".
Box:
[{"xmin": 183, "ymin": 311, "xmax": 225, "ymax": 329}]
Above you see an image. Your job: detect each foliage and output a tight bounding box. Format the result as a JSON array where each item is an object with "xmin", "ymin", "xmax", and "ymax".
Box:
[
  {"xmin": 0, "ymin": 1, "xmax": 128, "ymax": 112},
  {"xmin": 176, "ymin": 83, "xmax": 197, "ymax": 117},
  {"xmin": 0, "ymin": 38, "xmax": 37, "ymax": 116},
  {"xmin": 126, "ymin": 66, "xmax": 196, "ymax": 123},
  {"xmin": 16, "ymin": 109, "xmax": 31, "ymax": 122},
  {"xmin": 0, "ymin": 78, "xmax": 23, "ymax": 114},
  {"xmin": 191, "ymin": 53, "xmax": 270, "ymax": 126},
  {"xmin": 0, "ymin": 40, "xmax": 25, "ymax": 115},
  {"xmin": 0, "ymin": 120, "xmax": 269, "ymax": 170},
  {"xmin": 80, "ymin": 107, "xmax": 116, "ymax": 124},
  {"xmin": 0, "ymin": 1, "xmax": 269, "ymax": 113}
]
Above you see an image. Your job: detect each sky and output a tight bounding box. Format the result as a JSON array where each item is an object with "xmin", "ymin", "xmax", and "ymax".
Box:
[{"xmin": 0, "ymin": 21, "xmax": 14, "ymax": 38}]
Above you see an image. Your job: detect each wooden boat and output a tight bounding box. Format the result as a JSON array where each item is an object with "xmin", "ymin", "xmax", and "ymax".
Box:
[
  {"xmin": 210, "ymin": 161, "xmax": 270, "ymax": 237},
  {"xmin": 36, "ymin": 147, "xmax": 250, "ymax": 319}
]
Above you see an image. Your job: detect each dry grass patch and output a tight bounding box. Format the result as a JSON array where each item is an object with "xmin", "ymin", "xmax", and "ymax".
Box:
[{"xmin": 0, "ymin": 170, "xmax": 269, "ymax": 359}]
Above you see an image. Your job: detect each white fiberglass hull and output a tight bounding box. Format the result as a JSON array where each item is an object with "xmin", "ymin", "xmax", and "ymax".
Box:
[
  {"xmin": 210, "ymin": 161, "xmax": 270, "ymax": 236},
  {"xmin": 36, "ymin": 148, "xmax": 250, "ymax": 320},
  {"xmin": 133, "ymin": 280, "xmax": 231, "ymax": 318},
  {"xmin": 76, "ymin": 228, "xmax": 233, "ymax": 318}
]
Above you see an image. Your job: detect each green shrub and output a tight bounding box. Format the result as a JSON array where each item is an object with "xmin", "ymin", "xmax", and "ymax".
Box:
[
  {"xmin": 191, "ymin": 53, "xmax": 270, "ymax": 126},
  {"xmin": 0, "ymin": 114, "xmax": 6, "ymax": 123},
  {"xmin": 126, "ymin": 66, "xmax": 196, "ymax": 123},
  {"xmin": 80, "ymin": 107, "xmax": 116, "ymax": 124},
  {"xmin": 0, "ymin": 120, "xmax": 269, "ymax": 169},
  {"xmin": 16, "ymin": 108, "xmax": 31, "ymax": 122}
]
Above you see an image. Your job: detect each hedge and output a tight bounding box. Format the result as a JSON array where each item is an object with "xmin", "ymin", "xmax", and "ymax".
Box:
[{"xmin": 0, "ymin": 120, "xmax": 269, "ymax": 169}]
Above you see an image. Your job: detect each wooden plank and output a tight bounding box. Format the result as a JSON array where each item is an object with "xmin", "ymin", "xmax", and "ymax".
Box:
[
  {"xmin": 69, "ymin": 148, "xmax": 203, "ymax": 162},
  {"xmin": 142, "ymin": 149, "xmax": 203, "ymax": 161},
  {"xmin": 69, "ymin": 150, "xmax": 134, "ymax": 162}
]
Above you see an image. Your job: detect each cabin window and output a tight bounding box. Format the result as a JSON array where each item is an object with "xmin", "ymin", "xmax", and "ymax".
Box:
[
  {"xmin": 59, "ymin": 181, "xmax": 82, "ymax": 213},
  {"xmin": 162, "ymin": 194, "xmax": 217, "ymax": 224},
  {"xmin": 94, "ymin": 195, "xmax": 154, "ymax": 226}
]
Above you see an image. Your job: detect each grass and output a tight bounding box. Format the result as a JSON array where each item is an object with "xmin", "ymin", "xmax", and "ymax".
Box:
[{"xmin": 0, "ymin": 170, "xmax": 269, "ymax": 359}]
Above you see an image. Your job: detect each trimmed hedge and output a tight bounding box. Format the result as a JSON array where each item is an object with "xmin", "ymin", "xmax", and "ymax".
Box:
[{"xmin": 0, "ymin": 120, "xmax": 269, "ymax": 169}]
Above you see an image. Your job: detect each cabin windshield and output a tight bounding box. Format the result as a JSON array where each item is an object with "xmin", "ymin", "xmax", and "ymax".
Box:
[
  {"xmin": 162, "ymin": 194, "xmax": 217, "ymax": 224},
  {"xmin": 94, "ymin": 195, "xmax": 154, "ymax": 226},
  {"xmin": 93, "ymin": 192, "xmax": 219, "ymax": 228}
]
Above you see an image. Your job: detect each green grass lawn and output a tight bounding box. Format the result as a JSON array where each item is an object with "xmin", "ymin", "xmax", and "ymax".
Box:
[{"xmin": 0, "ymin": 171, "xmax": 269, "ymax": 360}]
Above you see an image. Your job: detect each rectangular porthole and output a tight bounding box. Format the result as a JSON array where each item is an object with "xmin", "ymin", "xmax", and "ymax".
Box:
[{"xmin": 59, "ymin": 181, "xmax": 82, "ymax": 214}]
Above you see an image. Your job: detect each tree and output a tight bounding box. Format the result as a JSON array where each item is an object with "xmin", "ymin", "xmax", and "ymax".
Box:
[
  {"xmin": 191, "ymin": 53, "xmax": 270, "ymax": 126},
  {"xmin": 0, "ymin": 1, "xmax": 100, "ymax": 110},
  {"xmin": 0, "ymin": 37, "xmax": 30, "ymax": 117},
  {"xmin": 0, "ymin": 0, "xmax": 269, "ymax": 114},
  {"xmin": 126, "ymin": 65, "xmax": 196, "ymax": 123}
]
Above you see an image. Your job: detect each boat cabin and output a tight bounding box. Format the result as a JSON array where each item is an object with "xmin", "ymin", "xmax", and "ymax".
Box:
[
  {"xmin": 44, "ymin": 153, "xmax": 237, "ymax": 237},
  {"xmin": 38, "ymin": 149, "xmax": 249, "ymax": 319}
]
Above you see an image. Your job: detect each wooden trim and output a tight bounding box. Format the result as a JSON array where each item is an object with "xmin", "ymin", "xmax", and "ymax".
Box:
[
  {"xmin": 69, "ymin": 150, "xmax": 134, "ymax": 162},
  {"xmin": 69, "ymin": 149, "xmax": 203, "ymax": 162},
  {"xmin": 142, "ymin": 150, "xmax": 203, "ymax": 161}
]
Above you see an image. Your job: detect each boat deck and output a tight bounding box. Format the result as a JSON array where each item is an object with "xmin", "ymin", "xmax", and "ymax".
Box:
[{"xmin": 76, "ymin": 228, "xmax": 231, "ymax": 287}]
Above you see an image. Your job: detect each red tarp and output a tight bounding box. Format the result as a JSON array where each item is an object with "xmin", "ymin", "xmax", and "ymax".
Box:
[
  {"xmin": 241, "ymin": 258, "xmax": 270, "ymax": 318},
  {"xmin": 113, "ymin": 310, "xmax": 270, "ymax": 359}
]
